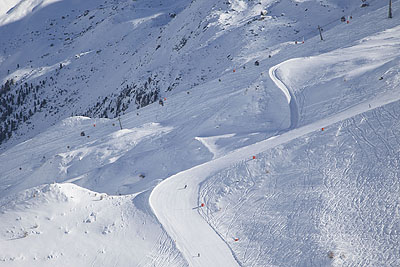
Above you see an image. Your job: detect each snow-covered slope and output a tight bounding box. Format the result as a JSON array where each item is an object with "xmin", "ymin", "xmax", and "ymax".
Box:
[
  {"xmin": 198, "ymin": 97, "xmax": 400, "ymax": 266},
  {"xmin": 1, "ymin": 0, "xmax": 400, "ymax": 266},
  {"xmin": 0, "ymin": 183, "xmax": 186, "ymax": 266},
  {"xmin": 0, "ymin": 0, "xmax": 386, "ymax": 150}
]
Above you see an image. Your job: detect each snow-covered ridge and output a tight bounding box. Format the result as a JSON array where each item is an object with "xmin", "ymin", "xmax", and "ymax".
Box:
[
  {"xmin": 1, "ymin": 0, "xmax": 400, "ymax": 266},
  {"xmin": 0, "ymin": 183, "xmax": 186, "ymax": 266},
  {"xmin": 0, "ymin": 0, "xmax": 61, "ymax": 26},
  {"xmin": 0, "ymin": 0, "xmax": 388, "ymax": 150}
]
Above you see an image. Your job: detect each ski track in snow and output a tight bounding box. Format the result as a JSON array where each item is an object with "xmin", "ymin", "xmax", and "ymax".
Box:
[
  {"xmin": 150, "ymin": 63, "xmax": 400, "ymax": 266},
  {"xmin": 1, "ymin": 0, "xmax": 399, "ymax": 265},
  {"xmin": 269, "ymin": 63, "xmax": 299, "ymax": 129}
]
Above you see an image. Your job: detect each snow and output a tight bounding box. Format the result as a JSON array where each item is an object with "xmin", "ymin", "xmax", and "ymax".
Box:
[
  {"xmin": 199, "ymin": 99, "xmax": 400, "ymax": 266},
  {"xmin": 0, "ymin": 0, "xmax": 64, "ymax": 27},
  {"xmin": 275, "ymin": 25, "xmax": 400, "ymax": 127},
  {"xmin": 0, "ymin": 183, "xmax": 186, "ymax": 266},
  {"xmin": 195, "ymin": 134, "xmax": 235, "ymax": 159},
  {"xmin": 1, "ymin": 0, "xmax": 400, "ymax": 266},
  {"xmin": 150, "ymin": 171, "xmax": 239, "ymax": 267},
  {"xmin": 151, "ymin": 71, "xmax": 400, "ymax": 265}
]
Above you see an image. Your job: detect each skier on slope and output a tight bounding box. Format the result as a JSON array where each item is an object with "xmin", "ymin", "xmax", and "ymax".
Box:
[{"xmin": 159, "ymin": 99, "xmax": 164, "ymax": 106}]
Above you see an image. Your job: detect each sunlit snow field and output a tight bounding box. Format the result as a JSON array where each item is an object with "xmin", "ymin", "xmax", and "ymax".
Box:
[{"xmin": 1, "ymin": 0, "xmax": 399, "ymax": 266}]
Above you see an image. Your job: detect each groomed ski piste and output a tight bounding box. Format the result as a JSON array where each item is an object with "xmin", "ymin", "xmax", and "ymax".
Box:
[
  {"xmin": 1, "ymin": 0, "xmax": 400, "ymax": 266},
  {"xmin": 150, "ymin": 25, "xmax": 400, "ymax": 266}
]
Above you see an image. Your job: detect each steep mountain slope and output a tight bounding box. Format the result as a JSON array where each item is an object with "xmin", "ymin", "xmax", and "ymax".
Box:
[
  {"xmin": 152, "ymin": 18, "xmax": 400, "ymax": 263},
  {"xmin": 0, "ymin": 0, "xmax": 384, "ymax": 150},
  {"xmin": 194, "ymin": 3, "xmax": 400, "ymax": 266},
  {"xmin": 199, "ymin": 97, "xmax": 400, "ymax": 266},
  {"xmin": 1, "ymin": 0, "xmax": 399, "ymax": 266}
]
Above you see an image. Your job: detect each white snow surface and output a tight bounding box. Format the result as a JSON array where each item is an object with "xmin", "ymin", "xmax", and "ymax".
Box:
[
  {"xmin": 1, "ymin": 0, "xmax": 400, "ymax": 266},
  {"xmin": 0, "ymin": 183, "xmax": 186, "ymax": 266}
]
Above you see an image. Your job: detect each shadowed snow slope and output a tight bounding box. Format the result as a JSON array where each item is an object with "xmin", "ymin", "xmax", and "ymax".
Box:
[{"xmin": 1, "ymin": 0, "xmax": 400, "ymax": 266}]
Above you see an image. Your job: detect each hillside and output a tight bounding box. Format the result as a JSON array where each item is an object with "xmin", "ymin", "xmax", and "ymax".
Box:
[
  {"xmin": 0, "ymin": 0, "xmax": 384, "ymax": 150},
  {"xmin": 0, "ymin": 183, "xmax": 186, "ymax": 266},
  {"xmin": 1, "ymin": 0, "xmax": 399, "ymax": 266}
]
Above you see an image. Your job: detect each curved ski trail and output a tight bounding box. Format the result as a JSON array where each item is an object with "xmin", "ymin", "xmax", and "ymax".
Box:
[
  {"xmin": 269, "ymin": 63, "xmax": 299, "ymax": 129},
  {"xmin": 150, "ymin": 65, "xmax": 400, "ymax": 266}
]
